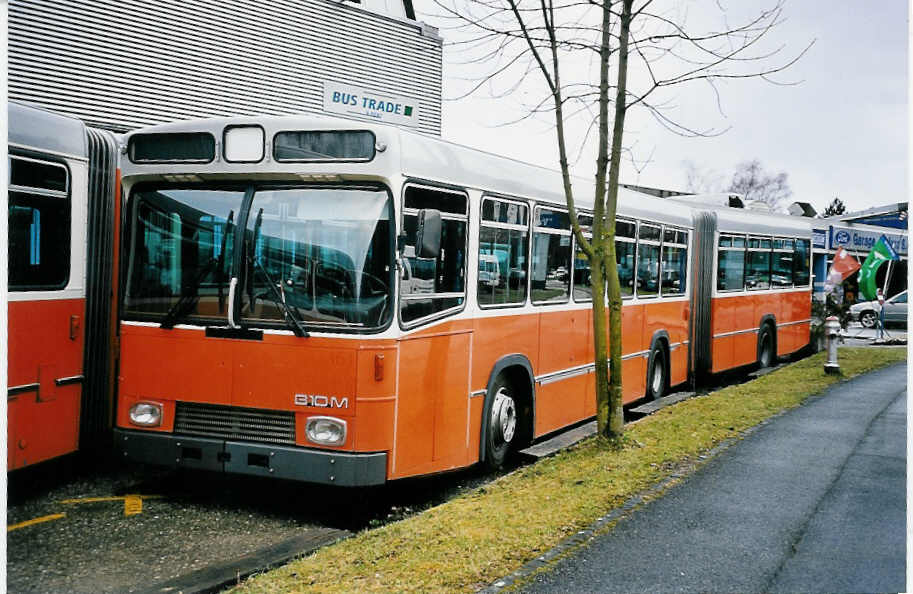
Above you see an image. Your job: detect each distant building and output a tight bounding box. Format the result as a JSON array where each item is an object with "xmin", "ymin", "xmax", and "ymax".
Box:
[
  {"xmin": 813, "ymin": 203, "xmax": 908, "ymax": 301},
  {"xmin": 834, "ymin": 202, "xmax": 908, "ymax": 230}
]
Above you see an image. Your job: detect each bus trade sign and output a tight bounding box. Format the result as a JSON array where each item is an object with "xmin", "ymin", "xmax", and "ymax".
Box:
[{"xmin": 323, "ymin": 82, "xmax": 419, "ymax": 127}]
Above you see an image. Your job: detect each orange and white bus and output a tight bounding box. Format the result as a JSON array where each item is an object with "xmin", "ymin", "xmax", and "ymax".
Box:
[
  {"xmin": 7, "ymin": 102, "xmax": 118, "ymax": 470},
  {"xmin": 113, "ymin": 114, "xmax": 811, "ymax": 485}
]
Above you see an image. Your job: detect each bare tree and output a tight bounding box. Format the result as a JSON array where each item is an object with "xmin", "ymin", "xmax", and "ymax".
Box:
[
  {"xmin": 682, "ymin": 159, "xmax": 724, "ymax": 194},
  {"xmin": 728, "ymin": 159, "xmax": 792, "ymax": 210},
  {"xmin": 431, "ymin": 1, "xmax": 810, "ymax": 440},
  {"xmin": 683, "ymin": 159, "xmax": 792, "ymax": 210}
]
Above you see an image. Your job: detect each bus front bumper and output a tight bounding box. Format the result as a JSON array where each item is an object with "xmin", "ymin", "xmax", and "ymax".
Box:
[{"xmin": 114, "ymin": 428, "xmax": 387, "ymax": 486}]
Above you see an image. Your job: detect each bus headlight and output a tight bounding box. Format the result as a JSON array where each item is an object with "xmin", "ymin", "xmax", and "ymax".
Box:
[
  {"xmin": 129, "ymin": 402, "xmax": 162, "ymax": 427},
  {"xmin": 306, "ymin": 416, "xmax": 347, "ymax": 446}
]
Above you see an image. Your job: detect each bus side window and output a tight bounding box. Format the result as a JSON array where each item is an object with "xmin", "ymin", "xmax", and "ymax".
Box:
[
  {"xmin": 572, "ymin": 213, "xmax": 594, "ymax": 302},
  {"xmin": 636, "ymin": 223, "xmax": 661, "ymax": 297},
  {"xmin": 478, "ymin": 198, "xmax": 529, "ymax": 307},
  {"xmin": 746, "ymin": 236, "xmax": 771, "ymax": 290},
  {"xmin": 8, "ymin": 156, "xmax": 71, "ymax": 291},
  {"xmin": 717, "ymin": 234, "xmax": 745, "ymax": 291},
  {"xmin": 771, "ymin": 238, "xmax": 794, "ymax": 288},
  {"xmin": 531, "ymin": 207, "xmax": 572, "ymax": 304},
  {"xmin": 616, "ymin": 218, "xmax": 636, "ymax": 298},
  {"xmin": 400, "ymin": 185, "xmax": 468, "ymax": 325},
  {"xmin": 793, "ymin": 238, "xmax": 811, "ymax": 286},
  {"xmin": 661, "ymin": 228, "xmax": 688, "ymax": 297}
]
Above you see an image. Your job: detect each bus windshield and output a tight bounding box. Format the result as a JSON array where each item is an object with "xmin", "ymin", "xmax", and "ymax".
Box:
[
  {"xmin": 124, "ymin": 185, "xmax": 394, "ymax": 331},
  {"xmin": 240, "ymin": 187, "xmax": 393, "ymax": 329}
]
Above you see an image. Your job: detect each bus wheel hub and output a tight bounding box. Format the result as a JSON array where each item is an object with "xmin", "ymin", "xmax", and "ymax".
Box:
[{"xmin": 492, "ymin": 388, "xmax": 516, "ymax": 444}]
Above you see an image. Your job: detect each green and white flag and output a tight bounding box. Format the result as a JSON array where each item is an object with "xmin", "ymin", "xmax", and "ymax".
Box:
[{"xmin": 858, "ymin": 235, "xmax": 899, "ymax": 300}]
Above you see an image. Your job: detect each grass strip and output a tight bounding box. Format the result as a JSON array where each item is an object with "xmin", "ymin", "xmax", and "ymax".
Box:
[{"xmin": 234, "ymin": 348, "xmax": 906, "ymax": 593}]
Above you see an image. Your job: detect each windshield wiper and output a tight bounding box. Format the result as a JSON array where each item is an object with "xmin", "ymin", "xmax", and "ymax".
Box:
[
  {"xmin": 160, "ymin": 257, "xmax": 219, "ymax": 329},
  {"xmin": 248, "ymin": 208, "xmax": 309, "ymax": 338},
  {"xmin": 162, "ymin": 211, "xmax": 235, "ymax": 329}
]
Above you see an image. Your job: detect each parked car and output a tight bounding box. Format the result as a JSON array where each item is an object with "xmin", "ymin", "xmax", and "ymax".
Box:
[{"xmin": 849, "ymin": 290, "xmax": 907, "ymax": 328}]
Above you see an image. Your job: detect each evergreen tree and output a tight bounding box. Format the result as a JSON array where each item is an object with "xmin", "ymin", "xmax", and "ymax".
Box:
[{"xmin": 821, "ymin": 197, "xmax": 846, "ymax": 217}]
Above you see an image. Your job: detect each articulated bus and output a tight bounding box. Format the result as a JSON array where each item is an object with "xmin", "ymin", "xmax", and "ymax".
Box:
[
  {"xmin": 7, "ymin": 102, "xmax": 119, "ymax": 470},
  {"xmin": 113, "ymin": 114, "xmax": 812, "ymax": 486},
  {"xmin": 691, "ymin": 207, "xmax": 812, "ymax": 380}
]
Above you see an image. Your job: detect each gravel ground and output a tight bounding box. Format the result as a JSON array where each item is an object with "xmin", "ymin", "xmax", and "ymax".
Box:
[
  {"xmin": 8, "ymin": 464, "xmax": 321, "ymax": 593},
  {"xmin": 7, "ymin": 454, "xmax": 507, "ymax": 593}
]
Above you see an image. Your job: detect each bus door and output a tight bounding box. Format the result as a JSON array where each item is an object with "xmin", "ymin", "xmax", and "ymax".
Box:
[
  {"xmin": 8, "ymin": 153, "xmax": 87, "ymax": 469},
  {"xmin": 396, "ymin": 328, "xmax": 473, "ymax": 475},
  {"xmin": 393, "ymin": 185, "xmax": 472, "ymax": 477}
]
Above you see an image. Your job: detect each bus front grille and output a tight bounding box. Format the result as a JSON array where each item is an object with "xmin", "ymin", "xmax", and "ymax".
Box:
[{"xmin": 174, "ymin": 402, "xmax": 296, "ymax": 445}]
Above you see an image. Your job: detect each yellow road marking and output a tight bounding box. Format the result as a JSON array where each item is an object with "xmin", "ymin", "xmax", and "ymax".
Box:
[
  {"xmin": 123, "ymin": 495, "xmax": 143, "ymax": 516},
  {"xmin": 8, "ymin": 513, "xmax": 66, "ymax": 532},
  {"xmin": 60, "ymin": 494, "xmax": 163, "ymax": 516}
]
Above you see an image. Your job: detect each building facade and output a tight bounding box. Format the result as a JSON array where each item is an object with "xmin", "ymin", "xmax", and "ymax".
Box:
[
  {"xmin": 8, "ymin": 0, "xmax": 442, "ymax": 135},
  {"xmin": 813, "ymin": 204, "xmax": 909, "ymax": 301}
]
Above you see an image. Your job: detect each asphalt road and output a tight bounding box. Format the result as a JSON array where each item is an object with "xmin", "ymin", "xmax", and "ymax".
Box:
[{"xmin": 522, "ymin": 362, "xmax": 907, "ymax": 594}]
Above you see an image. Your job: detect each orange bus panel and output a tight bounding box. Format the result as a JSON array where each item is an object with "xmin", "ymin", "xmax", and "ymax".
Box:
[{"xmin": 8, "ymin": 298, "xmax": 85, "ymax": 470}]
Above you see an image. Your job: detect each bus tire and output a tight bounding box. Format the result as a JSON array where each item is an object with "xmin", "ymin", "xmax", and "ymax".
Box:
[
  {"xmin": 483, "ymin": 374, "xmax": 518, "ymax": 470},
  {"xmin": 646, "ymin": 344, "xmax": 667, "ymax": 400},
  {"xmin": 757, "ymin": 325, "xmax": 775, "ymax": 369}
]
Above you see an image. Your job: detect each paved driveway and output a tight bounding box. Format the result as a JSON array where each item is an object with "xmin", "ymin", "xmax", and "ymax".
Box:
[{"xmin": 522, "ymin": 363, "xmax": 907, "ymax": 593}]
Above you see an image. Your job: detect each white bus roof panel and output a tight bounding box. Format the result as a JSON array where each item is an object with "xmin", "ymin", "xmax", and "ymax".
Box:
[
  {"xmin": 703, "ymin": 203, "xmax": 813, "ymax": 237},
  {"xmin": 398, "ymin": 126, "xmax": 695, "ymax": 228},
  {"xmin": 9, "ymin": 102, "xmax": 87, "ymax": 159}
]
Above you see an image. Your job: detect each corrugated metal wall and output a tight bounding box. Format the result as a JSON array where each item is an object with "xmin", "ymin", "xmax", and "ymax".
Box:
[{"xmin": 9, "ymin": 0, "xmax": 442, "ymax": 135}]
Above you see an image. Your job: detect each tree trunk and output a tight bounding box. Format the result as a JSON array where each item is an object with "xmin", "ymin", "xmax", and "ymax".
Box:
[
  {"xmin": 601, "ymin": 0, "xmax": 633, "ymax": 439},
  {"xmin": 604, "ymin": 240, "xmax": 625, "ymax": 435},
  {"xmin": 590, "ymin": 0, "xmax": 614, "ymax": 440},
  {"xmin": 589, "ymin": 249, "xmax": 611, "ymax": 435}
]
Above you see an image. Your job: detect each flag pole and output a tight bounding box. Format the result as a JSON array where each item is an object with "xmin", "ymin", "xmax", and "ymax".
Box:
[{"xmin": 883, "ymin": 260, "xmax": 893, "ymax": 295}]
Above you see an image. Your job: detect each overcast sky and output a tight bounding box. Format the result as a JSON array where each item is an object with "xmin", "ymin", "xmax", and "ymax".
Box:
[{"xmin": 420, "ymin": 1, "xmax": 907, "ymax": 214}]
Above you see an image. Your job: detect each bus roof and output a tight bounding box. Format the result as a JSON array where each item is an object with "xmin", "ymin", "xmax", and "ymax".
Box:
[
  {"xmin": 9, "ymin": 101, "xmax": 87, "ymax": 160},
  {"xmin": 704, "ymin": 202, "xmax": 813, "ymax": 237},
  {"xmin": 121, "ymin": 113, "xmax": 696, "ymax": 229},
  {"xmin": 397, "ymin": 128, "xmax": 696, "ymax": 228},
  {"xmin": 119, "ymin": 112, "xmax": 813, "ymax": 236}
]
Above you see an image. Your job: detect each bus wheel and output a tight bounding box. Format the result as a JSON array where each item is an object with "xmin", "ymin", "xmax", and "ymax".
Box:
[
  {"xmin": 484, "ymin": 375, "xmax": 517, "ymax": 470},
  {"xmin": 758, "ymin": 326, "xmax": 775, "ymax": 369},
  {"xmin": 646, "ymin": 345, "xmax": 667, "ymax": 400}
]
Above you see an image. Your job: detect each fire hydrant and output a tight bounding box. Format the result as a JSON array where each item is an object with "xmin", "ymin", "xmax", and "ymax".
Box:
[{"xmin": 824, "ymin": 316, "xmax": 841, "ymax": 374}]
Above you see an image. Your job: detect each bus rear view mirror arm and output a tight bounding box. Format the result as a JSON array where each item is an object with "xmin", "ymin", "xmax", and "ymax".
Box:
[{"xmin": 415, "ymin": 208, "xmax": 442, "ymax": 259}]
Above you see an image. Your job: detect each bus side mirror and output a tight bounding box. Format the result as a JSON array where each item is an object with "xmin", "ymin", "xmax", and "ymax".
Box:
[{"xmin": 415, "ymin": 208, "xmax": 442, "ymax": 259}]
